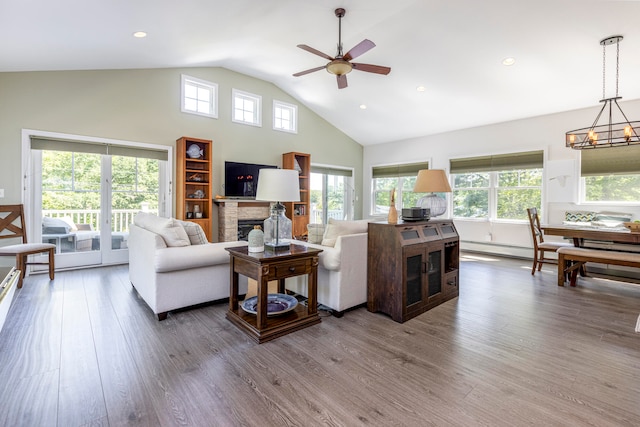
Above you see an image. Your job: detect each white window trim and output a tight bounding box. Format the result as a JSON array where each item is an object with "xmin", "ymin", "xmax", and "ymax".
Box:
[
  {"xmin": 273, "ymin": 100, "xmax": 298, "ymax": 134},
  {"xmin": 232, "ymin": 89, "xmax": 262, "ymax": 127},
  {"xmin": 181, "ymin": 74, "xmax": 218, "ymax": 119}
]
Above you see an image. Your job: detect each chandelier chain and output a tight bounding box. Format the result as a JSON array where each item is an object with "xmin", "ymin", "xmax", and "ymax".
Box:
[
  {"xmin": 602, "ymin": 42, "xmax": 606, "ymax": 100},
  {"xmin": 616, "ymin": 39, "xmax": 620, "ymax": 97}
]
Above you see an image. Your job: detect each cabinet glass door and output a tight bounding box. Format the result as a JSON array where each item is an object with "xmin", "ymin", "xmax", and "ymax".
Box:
[
  {"xmin": 404, "ymin": 249, "xmax": 424, "ymax": 306},
  {"xmin": 427, "ymin": 249, "xmax": 442, "ymax": 297}
]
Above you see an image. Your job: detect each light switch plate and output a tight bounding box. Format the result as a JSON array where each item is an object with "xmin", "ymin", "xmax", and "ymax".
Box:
[{"xmin": 0, "ymin": 189, "xmax": 4, "ymax": 198}]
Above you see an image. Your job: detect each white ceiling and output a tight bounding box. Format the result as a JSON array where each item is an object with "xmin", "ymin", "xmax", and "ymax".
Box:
[{"xmin": 2, "ymin": 0, "xmax": 640, "ymax": 146}]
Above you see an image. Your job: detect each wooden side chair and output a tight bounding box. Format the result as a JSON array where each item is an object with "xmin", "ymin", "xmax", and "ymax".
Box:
[
  {"xmin": 526, "ymin": 207, "xmax": 573, "ymax": 275},
  {"xmin": 0, "ymin": 204, "xmax": 55, "ymax": 288}
]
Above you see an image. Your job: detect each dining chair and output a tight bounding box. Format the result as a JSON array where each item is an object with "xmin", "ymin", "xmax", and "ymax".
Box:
[
  {"xmin": 0, "ymin": 204, "xmax": 55, "ymax": 288},
  {"xmin": 526, "ymin": 207, "xmax": 573, "ymax": 275}
]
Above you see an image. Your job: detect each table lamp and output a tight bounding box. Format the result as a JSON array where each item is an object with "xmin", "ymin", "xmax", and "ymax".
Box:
[
  {"xmin": 413, "ymin": 169, "xmax": 452, "ymax": 217},
  {"xmin": 255, "ymin": 168, "xmax": 300, "ymax": 250}
]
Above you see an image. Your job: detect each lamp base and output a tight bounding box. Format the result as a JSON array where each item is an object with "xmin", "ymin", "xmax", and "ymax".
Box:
[
  {"xmin": 264, "ymin": 240, "xmax": 291, "ymax": 251},
  {"xmin": 418, "ymin": 194, "xmax": 446, "ymax": 217}
]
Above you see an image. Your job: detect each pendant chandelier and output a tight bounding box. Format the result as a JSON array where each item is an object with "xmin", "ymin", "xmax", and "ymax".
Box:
[{"xmin": 566, "ymin": 35, "xmax": 640, "ymax": 149}]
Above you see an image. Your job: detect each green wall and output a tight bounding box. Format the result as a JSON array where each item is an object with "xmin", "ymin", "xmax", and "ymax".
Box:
[{"xmin": 0, "ymin": 67, "xmax": 363, "ymax": 221}]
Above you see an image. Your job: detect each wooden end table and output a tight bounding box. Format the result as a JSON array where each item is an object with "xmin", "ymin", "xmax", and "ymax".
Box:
[{"xmin": 225, "ymin": 244, "xmax": 323, "ymax": 343}]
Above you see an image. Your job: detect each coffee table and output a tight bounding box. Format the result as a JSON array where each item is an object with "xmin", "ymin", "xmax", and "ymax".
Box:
[{"xmin": 225, "ymin": 244, "xmax": 322, "ymax": 343}]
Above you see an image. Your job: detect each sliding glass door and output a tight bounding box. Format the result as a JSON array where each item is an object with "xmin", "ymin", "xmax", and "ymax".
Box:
[
  {"xmin": 310, "ymin": 165, "xmax": 354, "ymax": 224},
  {"xmin": 25, "ymin": 132, "xmax": 170, "ymax": 270}
]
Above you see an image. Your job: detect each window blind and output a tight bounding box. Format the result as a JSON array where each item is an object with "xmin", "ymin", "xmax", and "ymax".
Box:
[
  {"xmin": 311, "ymin": 165, "xmax": 352, "ymax": 177},
  {"xmin": 450, "ymin": 151, "xmax": 543, "ymax": 173},
  {"xmin": 580, "ymin": 145, "xmax": 640, "ymax": 176},
  {"xmin": 30, "ymin": 137, "xmax": 168, "ymax": 161},
  {"xmin": 372, "ymin": 162, "xmax": 429, "ymax": 178}
]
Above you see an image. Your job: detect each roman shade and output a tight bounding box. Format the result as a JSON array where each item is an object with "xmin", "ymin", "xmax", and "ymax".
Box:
[
  {"xmin": 30, "ymin": 137, "xmax": 168, "ymax": 161},
  {"xmin": 311, "ymin": 166, "xmax": 352, "ymax": 177},
  {"xmin": 450, "ymin": 151, "xmax": 543, "ymax": 174},
  {"xmin": 580, "ymin": 145, "xmax": 640, "ymax": 176},
  {"xmin": 372, "ymin": 162, "xmax": 429, "ymax": 178}
]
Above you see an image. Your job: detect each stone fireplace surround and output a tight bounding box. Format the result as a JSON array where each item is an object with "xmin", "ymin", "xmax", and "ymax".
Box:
[{"xmin": 215, "ymin": 200, "xmax": 270, "ymax": 242}]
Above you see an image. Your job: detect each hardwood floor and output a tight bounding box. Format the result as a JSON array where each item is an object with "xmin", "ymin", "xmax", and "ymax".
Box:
[{"xmin": 1, "ymin": 254, "xmax": 640, "ymax": 426}]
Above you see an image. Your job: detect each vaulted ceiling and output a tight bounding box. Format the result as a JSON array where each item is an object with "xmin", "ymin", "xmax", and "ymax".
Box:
[{"xmin": 2, "ymin": 0, "xmax": 640, "ymax": 146}]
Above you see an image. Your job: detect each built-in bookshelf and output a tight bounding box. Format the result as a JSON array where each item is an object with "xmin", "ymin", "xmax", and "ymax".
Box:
[
  {"xmin": 176, "ymin": 136, "xmax": 213, "ymax": 241},
  {"xmin": 282, "ymin": 152, "xmax": 310, "ymax": 239}
]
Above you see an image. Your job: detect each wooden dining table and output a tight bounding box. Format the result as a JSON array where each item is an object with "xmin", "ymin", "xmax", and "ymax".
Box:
[{"xmin": 541, "ymin": 224, "xmax": 640, "ymax": 246}]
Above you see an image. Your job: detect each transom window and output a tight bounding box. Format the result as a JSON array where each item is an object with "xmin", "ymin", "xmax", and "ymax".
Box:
[
  {"xmin": 181, "ymin": 75, "xmax": 218, "ymax": 118},
  {"xmin": 232, "ymin": 89, "xmax": 262, "ymax": 126},
  {"xmin": 273, "ymin": 100, "xmax": 298, "ymax": 133},
  {"xmin": 451, "ymin": 151, "xmax": 543, "ymax": 221},
  {"xmin": 370, "ymin": 162, "xmax": 429, "ymax": 215}
]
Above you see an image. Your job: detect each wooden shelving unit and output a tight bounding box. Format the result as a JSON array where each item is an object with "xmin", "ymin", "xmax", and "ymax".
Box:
[
  {"xmin": 282, "ymin": 152, "xmax": 310, "ymax": 239},
  {"xmin": 176, "ymin": 136, "xmax": 213, "ymax": 241}
]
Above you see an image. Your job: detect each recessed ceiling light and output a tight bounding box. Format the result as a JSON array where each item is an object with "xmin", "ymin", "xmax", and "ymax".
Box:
[
  {"xmin": 359, "ymin": 104, "xmax": 367, "ymax": 110},
  {"xmin": 416, "ymin": 85, "xmax": 426, "ymax": 92},
  {"xmin": 133, "ymin": 31, "xmax": 147, "ymax": 38},
  {"xmin": 502, "ymin": 57, "xmax": 516, "ymax": 66}
]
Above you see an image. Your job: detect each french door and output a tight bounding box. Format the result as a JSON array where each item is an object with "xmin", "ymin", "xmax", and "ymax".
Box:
[
  {"xmin": 23, "ymin": 131, "xmax": 171, "ymax": 270},
  {"xmin": 310, "ymin": 165, "xmax": 354, "ymax": 224}
]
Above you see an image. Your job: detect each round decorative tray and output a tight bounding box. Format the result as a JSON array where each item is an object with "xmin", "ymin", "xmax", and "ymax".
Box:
[{"xmin": 241, "ymin": 293, "xmax": 298, "ymax": 316}]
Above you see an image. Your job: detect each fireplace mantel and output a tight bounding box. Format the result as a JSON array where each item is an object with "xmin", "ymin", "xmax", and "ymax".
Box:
[{"xmin": 214, "ymin": 199, "xmax": 270, "ymax": 242}]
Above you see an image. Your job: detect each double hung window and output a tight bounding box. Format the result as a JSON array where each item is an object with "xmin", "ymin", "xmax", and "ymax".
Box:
[
  {"xmin": 370, "ymin": 162, "xmax": 429, "ymax": 215},
  {"xmin": 450, "ymin": 151, "xmax": 543, "ymax": 221},
  {"xmin": 581, "ymin": 145, "xmax": 640, "ymax": 203}
]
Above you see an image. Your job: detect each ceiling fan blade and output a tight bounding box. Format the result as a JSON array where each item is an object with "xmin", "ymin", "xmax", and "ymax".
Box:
[
  {"xmin": 337, "ymin": 74, "xmax": 348, "ymax": 89},
  {"xmin": 297, "ymin": 44, "xmax": 334, "ymax": 61},
  {"xmin": 343, "ymin": 39, "xmax": 375, "ymax": 61},
  {"xmin": 293, "ymin": 66, "xmax": 326, "ymax": 77},
  {"xmin": 351, "ymin": 63, "xmax": 391, "ymax": 75}
]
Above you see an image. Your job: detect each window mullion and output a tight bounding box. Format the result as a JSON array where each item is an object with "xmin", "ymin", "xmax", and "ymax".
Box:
[{"xmin": 490, "ymin": 171, "xmax": 498, "ymax": 220}]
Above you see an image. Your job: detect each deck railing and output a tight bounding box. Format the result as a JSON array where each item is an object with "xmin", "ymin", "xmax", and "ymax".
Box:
[{"xmin": 42, "ymin": 209, "xmax": 155, "ymax": 232}]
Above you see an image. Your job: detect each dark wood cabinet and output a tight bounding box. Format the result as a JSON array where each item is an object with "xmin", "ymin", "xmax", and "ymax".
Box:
[{"xmin": 367, "ymin": 220, "xmax": 459, "ymax": 323}]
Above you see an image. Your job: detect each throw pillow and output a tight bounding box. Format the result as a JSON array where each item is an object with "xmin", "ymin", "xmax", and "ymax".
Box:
[
  {"xmin": 307, "ymin": 223, "xmax": 325, "ymax": 244},
  {"xmin": 134, "ymin": 212, "xmax": 191, "ymax": 247},
  {"xmin": 321, "ymin": 218, "xmax": 369, "ymax": 247},
  {"xmin": 158, "ymin": 219, "xmax": 191, "ymax": 247},
  {"xmin": 593, "ymin": 211, "xmax": 633, "ymax": 228},
  {"xmin": 177, "ymin": 220, "xmax": 209, "ymax": 245},
  {"xmin": 565, "ymin": 211, "xmax": 596, "ymax": 223}
]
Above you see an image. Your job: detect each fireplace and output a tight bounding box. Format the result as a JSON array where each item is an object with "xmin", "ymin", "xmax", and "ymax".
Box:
[
  {"xmin": 237, "ymin": 219, "xmax": 265, "ymax": 241},
  {"xmin": 215, "ymin": 200, "xmax": 270, "ymax": 242}
]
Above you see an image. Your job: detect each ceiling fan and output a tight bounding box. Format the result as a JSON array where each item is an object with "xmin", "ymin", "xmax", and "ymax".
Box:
[{"xmin": 293, "ymin": 8, "xmax": 391, "ymax": 89}]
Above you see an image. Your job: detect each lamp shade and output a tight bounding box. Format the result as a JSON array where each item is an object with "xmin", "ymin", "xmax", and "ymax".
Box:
[
  {"xmin": 255, "ymin": 169, "xmax": 300, "ymax": 202},
  {"xmin": 413, "ymin": 169, "xmax": 452, "ymax": 193}
]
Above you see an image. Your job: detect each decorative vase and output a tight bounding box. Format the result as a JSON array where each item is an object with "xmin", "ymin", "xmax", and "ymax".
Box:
[
  {"xmin": 388, "ymin": 189, "xmax": 398, "ymax": 224},
  {"xmin": 248, "ymin": 225, "xmax": 264, "ymax": 253}
]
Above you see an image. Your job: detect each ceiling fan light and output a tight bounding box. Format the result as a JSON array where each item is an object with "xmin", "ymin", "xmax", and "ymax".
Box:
[{"xmin": 327, "ymin": 59, "xmax": 353, "ymax": 76}]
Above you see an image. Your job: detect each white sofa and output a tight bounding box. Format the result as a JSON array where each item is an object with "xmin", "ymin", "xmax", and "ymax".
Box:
[
  {"xmin": 128, "ymin": 212, "xmax": 247, "ymax": 320},
  {"xmin": 285, "ymin": 219, "xmax": 369, "ymax": 316}
]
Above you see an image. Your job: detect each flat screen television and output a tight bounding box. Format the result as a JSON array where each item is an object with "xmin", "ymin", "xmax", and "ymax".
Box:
[{"xmin": 224, "ymin": 161, "xmax": 278, "ymax": 198}]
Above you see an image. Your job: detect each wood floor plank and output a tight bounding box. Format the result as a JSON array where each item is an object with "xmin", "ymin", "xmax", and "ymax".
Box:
[
  {"xmin": 0, "ymin": 369, "xmax": 59, "ymax": 427},
  {"xmin": 57, "ymin": 270, "xmax": 108, "ymax": 426},
  {"xmin": 82, "ymin": 268, "xmax": 162, "ymax": 427}
]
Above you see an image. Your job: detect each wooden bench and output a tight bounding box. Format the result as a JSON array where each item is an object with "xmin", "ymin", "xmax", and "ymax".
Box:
[{"xmin": 557, "ymin": 247, "xmax": 640, "ymax": 286}]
